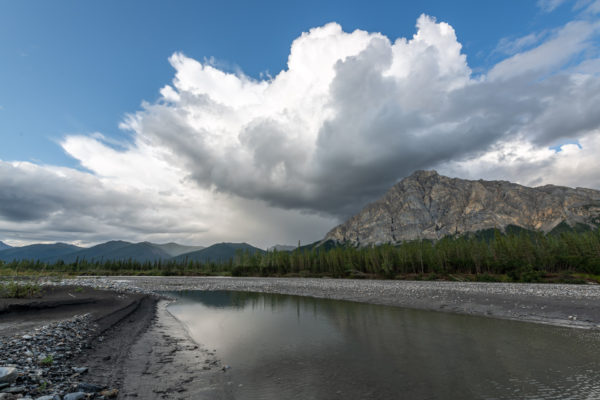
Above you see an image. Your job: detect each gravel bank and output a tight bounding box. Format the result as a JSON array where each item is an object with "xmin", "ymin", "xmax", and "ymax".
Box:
[
  {"xmin": 105, "ymin": 276, "xmax": 600, "ymax": 329},
  {"xmin": 0, "ymin": 284, "xmax": 155, "ymax": 399},
  {"xmin": 3, "ymin": 276, "xmax": 599, "ymax": 399}
]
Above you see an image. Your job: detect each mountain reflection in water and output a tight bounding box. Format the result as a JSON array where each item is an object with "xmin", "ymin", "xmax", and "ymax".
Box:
[{"xmin": 167, "ymin": 290, "xmax": 600, "ymax": 400}]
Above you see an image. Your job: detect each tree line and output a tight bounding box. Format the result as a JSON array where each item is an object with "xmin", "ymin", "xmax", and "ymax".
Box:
[{"xmin": 1, "ymin": 228, "xmax": 599, "ymax": 282}]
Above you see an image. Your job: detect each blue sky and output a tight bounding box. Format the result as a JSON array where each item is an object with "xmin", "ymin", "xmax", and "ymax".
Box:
[
  {"xmin": 0, "ymin": 0, "xmax": 576, "ymax": 166},
  {"xmin": 1, "ymin": 0, "xmax": 599, "ymax": 246}
]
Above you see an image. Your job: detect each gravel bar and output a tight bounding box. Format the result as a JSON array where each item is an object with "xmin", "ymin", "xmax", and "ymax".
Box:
[
  {"xmin": 2, "ymin": 276, "xmax": 599, "ymax": 399},
  {"xmin": 99, "ymin": 276, "xmax": 600, "ymax": 329}
]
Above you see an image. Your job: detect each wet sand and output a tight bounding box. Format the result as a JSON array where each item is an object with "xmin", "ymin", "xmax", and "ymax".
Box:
[{"xmin": 119, "ymin": 301, "xmax": 228, "ymax": 399}]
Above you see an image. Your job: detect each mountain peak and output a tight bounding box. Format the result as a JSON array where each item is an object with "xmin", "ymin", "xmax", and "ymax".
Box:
[
  {"xmin": 325, "ymin": 171, "xmax": 600, "ymax": 246},
  {"xmin": 409, "ymin": 170, "xmax": 439, "ymax": 179}
]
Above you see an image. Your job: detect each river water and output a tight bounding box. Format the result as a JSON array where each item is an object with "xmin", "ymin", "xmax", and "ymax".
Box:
[{"xmin": 167, "ymin": 290, "xmax": 600, "ymax": 400}]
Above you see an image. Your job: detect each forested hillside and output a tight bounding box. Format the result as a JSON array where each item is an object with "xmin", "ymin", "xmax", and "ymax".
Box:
[{"xmin": 2, "ymin": 229, "xmax": 599, "ymax": 283}]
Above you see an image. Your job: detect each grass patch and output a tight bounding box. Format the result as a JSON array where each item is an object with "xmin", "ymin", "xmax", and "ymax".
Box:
[
  {"xmin": 0, "ymin": 281, "xmax": 42, "ymax": 298},
  {"xmin": 39, "ymin": 355, "xmax": 53, "ymax": 366}
]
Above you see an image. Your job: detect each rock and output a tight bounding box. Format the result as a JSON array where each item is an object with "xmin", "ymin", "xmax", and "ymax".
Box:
[
  {"xmin": 99, "ymin": 388, "xmax": 118, "ymax": 398},
  {"xmin": 63, "ymin": 393, "xmax": 86, "ymax": 400},
  {"xmin": 0, "ymin": 367, "xmax": 18, "ymax": 384},
  {"xmin": 325, "ymin": 170, "xmax": 600, "ymax": 245},
  {"xmin": 76, "ymin": 382, "xmax": 103, "ymax": 392},
  {"xmin": 71, "ymin": 367, "xmax": 87, "ymax": 374},
  {"xmin": 35, "ymin": 396, "xmax": 58, "ymax": 400},
  {"xmin": 22, "ymin": 335, "xmax": 33, "ymax": 340},
  {"xmin": 1, "ymin": 386, "xmax": 26, "ymax": 394}
]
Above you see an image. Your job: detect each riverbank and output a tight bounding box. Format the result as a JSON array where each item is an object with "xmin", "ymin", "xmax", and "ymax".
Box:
[
  {"xmin": 0, "ymin": 281, "xmax": 232, "ymax": 399},
  {"xmin": 0, "ymin": 285, "xmax": 156, "ymax": 399},
  {"xmin": 113, "ymin": 276, "xmax": 600, "ymax": 330},
  {"xmin": 2, "ymin": 277, "xmax": 600, "ymax": 399}
]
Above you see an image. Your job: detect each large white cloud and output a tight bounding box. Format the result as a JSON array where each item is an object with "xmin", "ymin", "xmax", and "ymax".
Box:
[
  {"xmin": 117, "ymin": 14, "xmax": 600, "ymax": 216},
  {"xmin": 2, "ymin": 12, "xmax": 600, "ymax": 246}
]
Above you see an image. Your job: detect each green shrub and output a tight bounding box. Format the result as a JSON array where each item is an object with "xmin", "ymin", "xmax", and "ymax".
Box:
[{"xmin": 0, "ymin": 282, "xmax": 42, "ymax": 298}]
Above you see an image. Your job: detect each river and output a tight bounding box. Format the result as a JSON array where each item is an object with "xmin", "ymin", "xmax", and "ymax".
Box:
[{"xmin": 167, "ymin": 290, "xmax": 600, "ymax": 399}]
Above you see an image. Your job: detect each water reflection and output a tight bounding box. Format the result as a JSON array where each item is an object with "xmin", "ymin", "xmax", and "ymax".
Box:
[{"xmin": 167, "ymin": 291, "xmax": 600, "ymax": 400}]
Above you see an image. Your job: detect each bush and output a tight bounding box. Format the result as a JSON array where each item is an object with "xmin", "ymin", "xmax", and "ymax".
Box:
[{"xmin": 0, "ymin": 282, "xmax": 42, "ymax": 298}]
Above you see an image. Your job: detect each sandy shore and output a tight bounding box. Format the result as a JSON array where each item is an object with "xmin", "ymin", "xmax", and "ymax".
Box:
[{"xmin": 2, "ymin": 277, "xmax": 600, "ymax": 399}]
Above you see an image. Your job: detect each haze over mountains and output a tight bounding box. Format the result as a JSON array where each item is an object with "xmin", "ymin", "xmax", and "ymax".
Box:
[
  {"xmin": 0, "ymin": 240, "xmax": 264, "ymax": 264},
  {"xmin": 326, "ymin": 170, "xmax": 600, "ymax": 246}
]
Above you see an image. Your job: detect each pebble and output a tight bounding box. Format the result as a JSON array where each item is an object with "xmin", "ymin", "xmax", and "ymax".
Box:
[
  {"xmin": 2, "ymin": 386, "xmax": 26, "ymax": 394},
  {"xmin": 76, "ymin": 382, "xmax": 102, "ymax": 392},
  {"xmin": 71, "ymin": 368, "xmax": 87, "ymax": 374},
  {"xmin": 0, "ymin": 314, "xmax": 96, "ymax": 398},
  {"xmin": 99, "ymin": 388, "xmax": 118, "ymax": 398},
  {"xmin": 0, "ymin": 368, "xmax": 17, "ymax": 384},
  {"xmin": 63, "ymin": 393, "xmax": 86, "ymax": 400}
]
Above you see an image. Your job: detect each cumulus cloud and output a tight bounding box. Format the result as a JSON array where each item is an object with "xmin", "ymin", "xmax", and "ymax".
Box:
[
  {"xmin": 117, "ymin": 14, "xmax": 600, "ymax": 218},
  {"xmin": 2, "ymin": 12, "xmax": 600, "ymax": 246},
  {"xmin": 439, "ymin": 130, "xmax": 600, "ymax": 190}
]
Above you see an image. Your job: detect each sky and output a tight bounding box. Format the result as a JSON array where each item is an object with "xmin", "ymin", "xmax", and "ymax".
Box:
[{"xmin": 1, "ymin": 0, "xmax": 600, "ymax": 248}]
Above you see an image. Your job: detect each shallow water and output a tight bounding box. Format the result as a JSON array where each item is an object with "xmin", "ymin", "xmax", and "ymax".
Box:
[{"xmin": 167, "ymin": 290, "xmax": 600, "ymax": 400}]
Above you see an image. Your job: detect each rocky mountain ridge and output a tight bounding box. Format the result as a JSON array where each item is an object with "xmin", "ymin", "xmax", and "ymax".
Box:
[{"xmin": 325, "ymin": 170, "xmax": 600, "ymax": 246}]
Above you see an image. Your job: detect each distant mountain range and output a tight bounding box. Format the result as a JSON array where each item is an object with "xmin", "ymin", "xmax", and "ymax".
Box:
[
  {"xmin": 268, "ymin": 244, "xmax": 297, "ymax": 252},
  {"xmin": 173, "ymin": 242, "xmax": 265, "ymax": 263},
  {"xmin": 325, "ymin": 170, "xmax": 600, "ymax": 246},
  {"xmin": 0, "ymin": 241, "xmax": 11, "ymax": 251},
  {"xmin": 0, "ymin": 243, "xmax": 82, "ymax": 262},
  {"xmin": 0, "ymin": 240, "xmax": 264, "ymax": 264}
]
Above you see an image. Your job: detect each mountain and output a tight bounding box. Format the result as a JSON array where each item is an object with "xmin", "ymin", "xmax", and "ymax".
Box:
[
  {"xmin": 4, "ymin": 240, "xmax": 202, "ymax": 264},
  {"xmin": 154, "ymin": 242, "xmax": 205, "ymax": 257},
  {"xmin": 46, "ymin": 241, "xmax": 173, "ymax": 263},
  {"xmin": 325, "ymin": 170, "xmax": 600, "ymax": 246},
  {"xmin": 0, "ymin": 241, "xmax": 11, "ymax": 251},
  {"xmin": 174, "ymin": 242, "xmax": 265, "ymax": 263},
  {"xmin": 268, "ymin": 244, "xmax": 297, "ymax": 252},
  {"xmin": 0, "ymin": 243, "xmax": 83, "ymax": 262}
]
